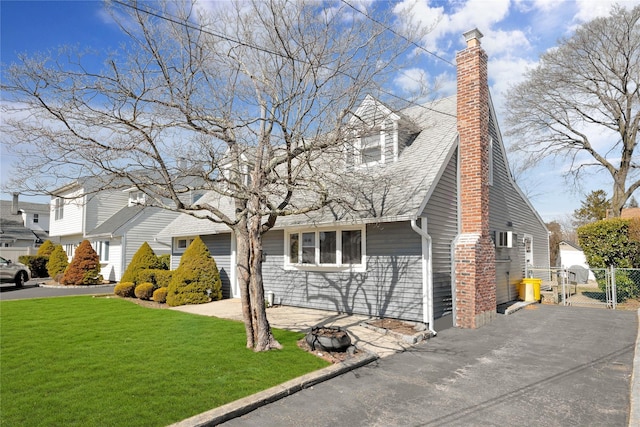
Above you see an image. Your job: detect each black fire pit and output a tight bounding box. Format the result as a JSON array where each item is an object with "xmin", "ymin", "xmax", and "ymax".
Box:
[{"xmin": 305, "ymin": 326, "xmax": 352, "ymax": 352}]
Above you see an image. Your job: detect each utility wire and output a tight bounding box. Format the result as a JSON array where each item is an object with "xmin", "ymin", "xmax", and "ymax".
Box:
[
  {"xmin": 111, "ymin": 0, "xmax": 456, "ymax": 118},
  {"xmin": 340, "ymin": 0, "xmax": 456, "ymax": 67}
]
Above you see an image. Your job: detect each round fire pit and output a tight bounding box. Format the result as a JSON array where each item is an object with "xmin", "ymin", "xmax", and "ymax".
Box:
[{"xmin": 305, "ymin": 326, "xmax": 352, "ymax": 352}]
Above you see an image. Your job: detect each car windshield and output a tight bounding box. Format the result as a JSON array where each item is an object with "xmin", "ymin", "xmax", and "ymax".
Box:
[{"xmin": 0, "ymin": 257, "xmax": 7, "ymax": 263}]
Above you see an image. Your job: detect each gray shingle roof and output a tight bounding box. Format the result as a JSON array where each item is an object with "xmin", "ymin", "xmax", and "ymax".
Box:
[
  {"xmin": 159, "ymin": 95, "xmax": 458, "ymax": 238},
  {"xmin": 86, "ymin": 205, "xmax": 146, "ymax": 237},
  {"xmin": 0, "ymin": 199, "xmax": 50, "ymax": 243}
]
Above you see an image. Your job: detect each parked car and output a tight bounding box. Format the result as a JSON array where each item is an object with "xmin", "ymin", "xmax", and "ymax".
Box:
[{"xmin": 0, "ymin": 256, "xmax": 31, "ymax": 287}]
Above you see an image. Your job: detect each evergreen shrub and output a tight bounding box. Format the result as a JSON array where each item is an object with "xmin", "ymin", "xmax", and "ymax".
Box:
[
  {"xmin": 120, "ymin": 242, "xmax": 162, "ymax": 284},
  {"xmin": 18, "ymin": 255, "xmax": 48, "ymax": 278},
  {"xmin": 166, "ymin": 237, "xmax": 222, "ymax": 307},
  {"xmin": 152, "ymin": 287, "xmax": 168, "ymax": 303},
  {"xmin": 578, "ymin": 218, "xmax": 640, "ymax": 301},
  {"xmin": 114, "ymin": 282, "xmax": 136, "ymax": 297},
  {"xmin": 47, "ymin": 245, "xmax": 69, "ymax": 282},
  {"xmin": 137, "ymin": 269, "xmax": 173, "ymax": 288},
  {"xmin": 36, "ymin": 240, "xmax": 56, "ymax": 256},
  {"xmin": 135, "ymin": 282, "xmax": 155, "ymax": 300},
  {"xmin": 158, "ymin": 254, "xmax": 170, "ymax": 270},
  {"xmin": 61, "ymin": 240, "xmax": 102, "ymax": 286}
]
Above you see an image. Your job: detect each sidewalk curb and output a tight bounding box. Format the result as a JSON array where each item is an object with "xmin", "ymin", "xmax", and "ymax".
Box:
[
  {"xmin": 629, "ymin": 308, "xmax": 640, "ymax": 427},
  {"xmin": 169, "ymin": 352, "xmax": 378, "ymax": 427}
]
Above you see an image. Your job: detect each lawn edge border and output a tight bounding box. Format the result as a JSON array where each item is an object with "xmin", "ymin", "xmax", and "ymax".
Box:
[{"xmin": 168, "ymin": 351, "xmax": 378, "ymax": 427}]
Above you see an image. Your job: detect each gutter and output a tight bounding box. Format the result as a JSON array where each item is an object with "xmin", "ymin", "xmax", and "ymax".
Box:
[{"xmin": 410, "ymin": 217, "xmax": 437, "ymax": 336}]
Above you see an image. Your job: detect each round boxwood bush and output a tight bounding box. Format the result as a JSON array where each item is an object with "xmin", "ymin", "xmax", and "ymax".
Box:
[
  {"xmin": 114, "ymin": 282, "xmax": 136, "ymax": 297},
  {"xmin": 152, "ymin": 287, "xmax": 168, "ymax": 303},
  {"xmin": 166, "ymin": 236, "xmax": 222, "ymax": 307},
  {"xmin": 121, "ymin": 242, "xmax": 162, "ymax": 284},
  {"xmin": 135, "ymin": 282, "xmax": 155, "ymax": 300},
  {"xmin": 61, "ymin": 240, "xmax": 102, "ymax": 286}
]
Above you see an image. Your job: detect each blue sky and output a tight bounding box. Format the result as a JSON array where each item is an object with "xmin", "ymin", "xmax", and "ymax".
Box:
[{"xmin": 1, "ymin": 0, "xmax": 639, "ymax": 223}]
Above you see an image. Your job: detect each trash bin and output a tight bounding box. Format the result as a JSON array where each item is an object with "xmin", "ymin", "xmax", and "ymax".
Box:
[{"xmin": 520, "ymin": 278, "xmax": 542, "ymax": 302}]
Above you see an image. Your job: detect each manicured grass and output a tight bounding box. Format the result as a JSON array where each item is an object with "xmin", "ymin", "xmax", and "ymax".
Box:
[{"xmin": 0, "ymin": 297, "xmax": 329, "ymax": 426}]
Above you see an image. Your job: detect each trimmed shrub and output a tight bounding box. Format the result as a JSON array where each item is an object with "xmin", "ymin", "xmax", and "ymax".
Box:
[
  {"xmin": 114, "ymin": 282, "xmax": 136, "ymax": 297},
  {"xmin": 166, "ymin": 237, "xmax": 222, "ymax": 307},
  {"xmin": 135, "ymin": 282, "xmax": 155, "ymax": 300},
  {"xmin": 578, "ymin": 218, "xmax": 640, "ymax": 301},
  {"xmin": 18, "ymin": 255, "xmax": 48, "ymax": 278},
  {"xmin": 120, "ymin": 242, "xmax": 162, "ymax": 284},
  {"xmin": 36, "ymin": 240, "xmax": 56, "ymax": 256},
  {"xmin": 137, "ymin": 269, "xmax": 173, "ymax": 288},
  {"xmin": 61, "ymin": 240, "xmax": 102, "ymax": 286},
  {"xmin": 152, "ymin": 287, "xmax": 168, "ymax": 303},
  {"xmin": 578, "ymin": 218, "xmax": 640, "ymax": 268},
  {"xmin": 158, "ymin": 254, "xmax": 171, "ymax": 270},
  {"xmin": 47, "ymin": 245, "xmax": 69, "ymax": 281}
]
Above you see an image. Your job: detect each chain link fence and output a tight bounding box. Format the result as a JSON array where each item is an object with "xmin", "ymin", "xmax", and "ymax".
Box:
[{"xmin": 526, "ymin": 266, "xmax": 640, "ymax": 309}]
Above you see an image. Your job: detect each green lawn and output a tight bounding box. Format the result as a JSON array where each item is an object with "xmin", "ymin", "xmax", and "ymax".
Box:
[{"xmin": 0, "ymin": 296, "xmax": 329, "ymax": 426}]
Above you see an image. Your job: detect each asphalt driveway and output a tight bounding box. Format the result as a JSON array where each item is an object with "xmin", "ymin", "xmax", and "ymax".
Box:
[
  {"xmin": 222, "ymin": 305, "xmax": 637, "ymax": 427},
  {"xmin": 0, "ymin": 281, "xmax": 115, "ymax": 300}
]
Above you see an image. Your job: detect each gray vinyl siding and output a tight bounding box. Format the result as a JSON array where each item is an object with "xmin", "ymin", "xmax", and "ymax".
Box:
[
  {"xmin": 421, "ymin": 149, "xmax": 458, "ymax": 320},
  {"xmin": 201, "ymin": 234, "xmax": 233, "ymax": 299},
  {"xmin": 261, "ymin": 222, "xmax": 424, "ymax": 322},
  {"xmin": 488, "ymin": 115, "xmax": 550, "ymax": 304},
  {"xmin": 123, "ymin": 209, "xmax": 175, "ymax": 262},
  {"xmin": 169, "ymin": 234, "xmax": 233, "ymax": 299}
]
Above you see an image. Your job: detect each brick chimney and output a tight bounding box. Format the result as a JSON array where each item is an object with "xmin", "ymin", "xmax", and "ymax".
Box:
[
  {"xmin": 12, "ymin": 192, "xmax": 19, "ymax": 215},
  {"xmin": 454, "ymin": 29, "xmax": 496, "ymax": 328}
]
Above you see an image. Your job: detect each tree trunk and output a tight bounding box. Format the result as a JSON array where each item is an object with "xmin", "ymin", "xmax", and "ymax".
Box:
[
  {"xmin": 234, "ymin": 216, "xmax": 255, "ymax": 349},
  {"xmin": 248, "ymin": 213, "xmax": 281, "ymax": 351},
  {"xmin": 610, "ymin": 174, "xmax": 627, "ymax": 218}
]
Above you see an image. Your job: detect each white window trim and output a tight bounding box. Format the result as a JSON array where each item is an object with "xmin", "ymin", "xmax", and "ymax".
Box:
[
  {"xmin": 357, "ymin": 129, "xmax": 386, "ymax": 167},
  {"xmin": 174, "ymin": 236, "xmax": 196, "ymax": 253},
  {"xmin": 284, "ymin": 225, "xmax": 366, "ymax": 272}
]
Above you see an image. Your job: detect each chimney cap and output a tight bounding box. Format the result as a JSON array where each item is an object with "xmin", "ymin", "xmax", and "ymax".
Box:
[{"xmin": 463, "ymin": 28, "xmax": 483, "ymax": 48}]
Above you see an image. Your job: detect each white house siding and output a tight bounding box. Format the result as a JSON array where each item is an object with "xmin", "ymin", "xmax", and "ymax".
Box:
[
  {"xmin": 122, "ymin": 208, "xmax": 175, "ymax": 266},
  {"xmin": 488, "ymin": 114, "xmax": 550, "ymax": 304},
  {"xmin": 99, "ymin": 239, "xmax": 122, "ymax": 282},
  {"xmin": 421, "ymin": 149, "xmax": 458, "ymax": 324},
  {"xmin": 260, "ymin": 223, "xmax": 424, "ymax": 322},
  {"xmin": 86, "ymin": 191, "xmax": 130, "ymax": 232},
  {"xmin": 50, "ymin": 189, "xmax": 84, "ymax": 237}
]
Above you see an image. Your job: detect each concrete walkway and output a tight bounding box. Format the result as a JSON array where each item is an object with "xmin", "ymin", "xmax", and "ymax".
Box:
[{"xmin": 171, "ymin": 299, "xmax": 415, "ymax": 358}]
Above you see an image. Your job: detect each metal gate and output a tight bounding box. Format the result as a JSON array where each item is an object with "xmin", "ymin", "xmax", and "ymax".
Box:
[{"xmin": 527, "ymin": 267, "xmax": 640, "ymax": 309}]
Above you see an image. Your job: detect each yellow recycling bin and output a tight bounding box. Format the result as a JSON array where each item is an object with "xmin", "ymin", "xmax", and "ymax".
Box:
[{"xmin": 519, "ymin": 278, "xmax": 542, "ymax": 302}]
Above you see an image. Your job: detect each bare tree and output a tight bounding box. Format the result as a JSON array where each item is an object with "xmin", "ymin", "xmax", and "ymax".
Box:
[
  {"xmin": 1, "ymin": 0, "xmax": 421, "ymax": 351},
  {"xmin": 505, "ymin": 5, "xmax": 640, "ymax": 217}
]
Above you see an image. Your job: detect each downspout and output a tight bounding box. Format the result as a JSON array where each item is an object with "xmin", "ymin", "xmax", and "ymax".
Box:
[{"xmin": 411, "ymin": 217, "xmax": 437, "ymax": 336}]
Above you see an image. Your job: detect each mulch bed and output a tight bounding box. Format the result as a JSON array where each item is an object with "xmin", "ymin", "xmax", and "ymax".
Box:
[{"xmin": 367, "ymin": 318, "xmax": 420, "ymax": 335}]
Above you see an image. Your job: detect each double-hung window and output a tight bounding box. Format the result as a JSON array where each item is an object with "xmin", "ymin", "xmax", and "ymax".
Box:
[
  {"xmin": 359, "ymin": 132, "xmax": 383, "ymax": 165},
  {"xmin": 175, "ymin": 237, "xmax": 195, "ymax": 253},
  {"xmin": 54, "ymin": 198, "xmax": 64, "ymax": 221},
  {"xmin": 94, "ymin": 241, "xmax": 110, "ymax": 262},
  {"xmin": 286, "ymin": 227, "xmax": 364, "ymax": 270}
]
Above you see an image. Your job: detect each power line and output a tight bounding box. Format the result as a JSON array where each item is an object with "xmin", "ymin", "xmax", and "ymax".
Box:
[
  {"xmin": 340, "ymin": 0, "xmax": 456, "ymax": 67},
  {"xmin": 111, "ymin": 0, "xmax": 456, "ymax": 118}
]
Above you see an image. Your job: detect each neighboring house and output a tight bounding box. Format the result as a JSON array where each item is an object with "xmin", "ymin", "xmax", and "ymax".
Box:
[
  {"xmin": 49, "ymin": 182, "xmax": 178, "ymax": 282},
  {"xmin": 621, "ymin": 207, "xmax": 640, "ymax": 219},
  {"xmin": 159, "ymin": 29, "xmax": 550, "ymax": 330},
  {"xmin": 556, "ymin": 241, "xmax": 595, "ymax": 283},
  {"xmin": 0, "ymin": 193, "xmax": 49, "ymax": 248}
]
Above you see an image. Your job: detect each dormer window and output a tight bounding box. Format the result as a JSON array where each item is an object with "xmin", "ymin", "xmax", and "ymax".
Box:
[
  {"xmin": 129, "ymin": 191, "xmax": 145, "ymax": 206},
  {"xmin": 359, "ymin": 132, "xmax": 384, "ymax": 165}
]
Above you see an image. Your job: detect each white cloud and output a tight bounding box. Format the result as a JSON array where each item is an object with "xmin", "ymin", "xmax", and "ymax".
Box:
[
  {"xmin": 482, "ymin": 29, "xmax": 530, "ymax": 57},
  {"xmin": 394, "ymin": 67, "xmax": 429, "ymax": 93}
]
